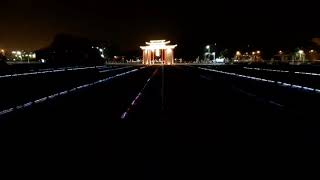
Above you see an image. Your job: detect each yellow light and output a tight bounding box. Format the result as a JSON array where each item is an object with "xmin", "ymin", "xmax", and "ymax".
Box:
[
  {"xmin": 279, "ymin": 50, "xmax": 283, "ymax": 54},
  {"xmin": 298, "ymin": 50, "xmax": 304, "ymax": 54},
  {"xmin": 252, "ymin": 52, "xmax": 256, "ymax": 55},
  {"xmin": 156, "ymin": 49, "xmax": 160, "ymax": 57},
  {"xmin": 257, "ymin": 50, "xmax": 261, "ymax": 54},
  {"xmin": 310, "ymin": 50, "xmax": 315, "ymax": 53},
  {"xmin": 141, "ymin": 40, "xmax": 177, "ymax": 50},
  {"xmin": 236, "ymin": 51, "xmax": 241, "ymax": 56},
  {"xmin": 150, "ymin": 40, "xmax": 166, "ymax": 43}
]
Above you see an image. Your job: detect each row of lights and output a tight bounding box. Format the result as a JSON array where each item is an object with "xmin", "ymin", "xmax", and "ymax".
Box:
[
  {"xmin": 11, "ymin": 51, "xmax": 36, "ymax": 60},
  {"xmin": 236, "ymin": 50, "xmax": 261, "ymax": 56},
  {"xmin": 278, "ymin": 49, "xmax": 317, "ymax": 55},
  {"xmin": 236, "ymin": 49, "xmax": 316, "ymax": 56},
  {"xmin": 278, "ymin": 50, "xmax": 305, "ymax": 55}
]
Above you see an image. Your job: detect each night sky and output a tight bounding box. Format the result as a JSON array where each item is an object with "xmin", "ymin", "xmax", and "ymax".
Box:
[{"xmin": 1, "ymin": 0, "xmax": 319, "ymax": 56}]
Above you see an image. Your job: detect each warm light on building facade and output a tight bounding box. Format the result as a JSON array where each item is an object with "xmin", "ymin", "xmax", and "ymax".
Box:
[{"xmin": 140, "ymin": 40, "xmax": 177, "ymax": 65}]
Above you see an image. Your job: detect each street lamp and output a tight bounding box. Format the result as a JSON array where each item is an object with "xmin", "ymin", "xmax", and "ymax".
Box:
[
  {"xmin": 236, "ymin": 51, "xmax": 241, "ymax": 60},
  {"xmin": 205, "ymin": 45, "xmax": 210, "ymax": 62},
  {"xmin": 212, "ymin": 52, "xmax": 216, "ymax": 62},
  {"xmin": 298, "ymin": 50, "xmax": 304, "ymax": 63}
]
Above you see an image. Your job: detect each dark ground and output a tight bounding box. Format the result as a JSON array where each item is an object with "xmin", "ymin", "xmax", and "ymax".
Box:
[{"xmin": 0, "ymin": 65, "xmax": 320, "ymax": 178}]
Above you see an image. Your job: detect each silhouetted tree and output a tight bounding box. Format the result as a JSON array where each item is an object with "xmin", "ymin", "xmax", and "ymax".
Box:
[
  {"xmin": 36, "ymin": 33, "xmax": 106, "ymax": 65},
  {"xmin": 219, "ymin": 49, "xmax": 230, "ymax": 58},
  {"xmin": 0, "ymin": 54, "xmax": 8, "ymax": 70}
]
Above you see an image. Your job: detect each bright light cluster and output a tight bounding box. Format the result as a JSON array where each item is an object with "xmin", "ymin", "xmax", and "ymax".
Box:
[
  {"xmin": 11, "ymin": 50, "xmax": 36, "ymax": 61},
  {"xmin": 92, "ymin": 46, "xmax": 106, "ymax": 58}
]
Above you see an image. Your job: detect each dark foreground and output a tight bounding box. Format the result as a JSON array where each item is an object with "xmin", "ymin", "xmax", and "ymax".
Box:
[{"xmin": 0, "ymin": 65, "xmax": 319, "ymax": 178}]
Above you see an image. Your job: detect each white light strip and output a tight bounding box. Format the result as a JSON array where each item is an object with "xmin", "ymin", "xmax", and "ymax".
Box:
[
  {"xmin": 0, "ymin": 108, "xmax": 14, "ymax": 116},
  {"xmin": 67, "ymin": 66, "xmax": 96, "ymax": 71},
  {"xmin": 243, "ymin": 67, "xmax": 289, "ymax": 73},
  {"xmin": 0, "ymin": 68, "xmax": 140, "ymax": 117},
  {"xmin": 244, "ymin": 66, "xmax": 320, "ymax": 76},
  {"xmin": 294, "ymin": 71, "xmax": 320, "ymax": 76},
  {"xmin": 34, "ymin": 97, "xmax": 47, "ymax": 104},
  {"xmin": 0, "ymin": 65, "xmax": 110, "ymax": 79},
  {"xmin": 199, "ymin": 67, "xmax": 320, "ymax": 94},
  {"xmin": 121, "ymin": 69, "xmax": 158, "ymax": 120},
  {"xmin": 99, "ymin": 66, "xmax": 132, "ymax": 73}
]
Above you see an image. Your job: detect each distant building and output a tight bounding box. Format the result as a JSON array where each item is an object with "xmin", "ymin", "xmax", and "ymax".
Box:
[
  {"xmin": 306, "ymin": 50, "xmax": 320, "ymax": 62},
  {"xmin": 140, "ymin": 40, "xmax": 177, "ymax": 65}
]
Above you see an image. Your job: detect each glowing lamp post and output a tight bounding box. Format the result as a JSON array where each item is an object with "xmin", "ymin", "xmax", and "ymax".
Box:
[
  {"xmin": 212, "ymin": 52, "xmax": 216, "ymax": 62},
  {"xmin": 205, "ymin": 45, "xmax": 210, "ymax": 62},
  {"xmin": 298, "ymin": 50, "xmax": 304, "ymax": 63}
]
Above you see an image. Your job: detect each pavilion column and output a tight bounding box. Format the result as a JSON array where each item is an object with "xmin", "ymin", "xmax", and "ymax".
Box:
[
  {"xmin": 171, "ymin": 50, "xmax": 174, "ymax": 64},
  {"xmin": 144, "ymin": 50, "xmax": 145, "ymax": 64},
  {"xmin": 147, "ymin": 50, "xmax": 151, "ymax": 64},
  {"xmin": 165, "ymin": 48, "xmax": 173, "ymax": 65},
  {"xmin": 149, "ymin": 50, "xmax": 152, "ymax": 64},
  {"xmin": 164, "ymin": 49, "xmax": 167, "ymax": 64},
  {"xmin": 163, "ymin": 49, "xmax": 165, "ymax": 64},
  {"xmin": 144, "ymin": 50, "xmax": 146, "ymax": 64},
  {"xmin": 143, "ymin": 50, "xmax": 147, "ymax": 64},
  {"xmin": 161, "ymin": 49, "xmax": 164, "ymax": 63},
  {"xmin": 151, "ymin": 50, "xmax": 153, "ymax": 64},
  {"xmin": 146, "ymin": 50, "xmax": 148, "ymax": 64}
]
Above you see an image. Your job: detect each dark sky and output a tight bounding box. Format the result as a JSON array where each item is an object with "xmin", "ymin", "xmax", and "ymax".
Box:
[{"xmin": 0, "ymin": 0, "xmax": 319, "ymax": 56}]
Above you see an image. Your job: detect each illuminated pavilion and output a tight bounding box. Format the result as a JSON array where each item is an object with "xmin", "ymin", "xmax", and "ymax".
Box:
[{"xmin": 140, "ymin": 40, "xmax": 177, "ymax": 65}]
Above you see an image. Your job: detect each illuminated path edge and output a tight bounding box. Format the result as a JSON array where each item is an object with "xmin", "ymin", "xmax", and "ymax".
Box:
[
  {"xmin": 0, "ymin": 67, "xmax": 143, "ymax": 117},
  {"xmin": 198, "ymin": 67, "xmax": 320, "ymax": 93}
]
